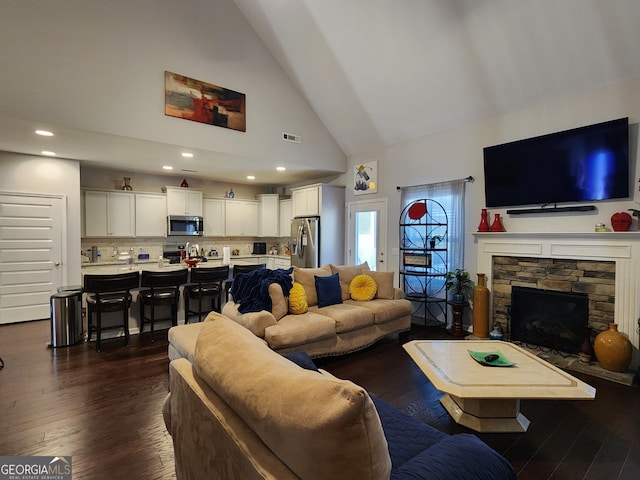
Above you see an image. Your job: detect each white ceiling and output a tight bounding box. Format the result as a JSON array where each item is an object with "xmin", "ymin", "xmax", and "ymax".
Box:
[
  {"xmin": 2, "ymin": 0, "xmax": 640, "ymax": 185},
  {"xmin": 235, "ymin": 0, "xmax": 640, "ymax": 154}
]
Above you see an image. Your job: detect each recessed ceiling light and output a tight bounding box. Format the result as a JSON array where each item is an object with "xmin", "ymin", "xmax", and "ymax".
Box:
[
  {"xmin": 181, "ymin": 152, "xmax": 194, "ymax": 158},
  {"xmin": 41, "ymin": 150, "xmax": 56, "ymax": 156},
  {"xmin": 162, "ymin": 165, "xmax": 174, "ymax": 170},
  {"xmin": 247, "ymin": 175, "xmax": 255, "ymax": 180},
  {"xmin": 35, "ymin": 130, "xmax": 54, "ymax": 137},
  {"xmin": 276, "ymin": 166, "xmax": 286, "ymax": 171}
]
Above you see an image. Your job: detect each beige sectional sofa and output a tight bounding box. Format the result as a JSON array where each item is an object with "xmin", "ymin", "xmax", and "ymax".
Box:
[
  {"xmin": 221, "ymin": 263, "xmax": 412, "ymax": 358},
  {"xmin": 163, "ymin": 313, "xmax": 517, "ymax": 480}
]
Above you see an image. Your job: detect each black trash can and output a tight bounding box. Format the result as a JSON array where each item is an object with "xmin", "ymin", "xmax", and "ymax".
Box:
[{"xmin": 50, "ymin": 290, "xmax": 83, "ymax": 347}]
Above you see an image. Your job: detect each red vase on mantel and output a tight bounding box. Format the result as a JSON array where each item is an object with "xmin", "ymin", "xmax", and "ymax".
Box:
[
  {"xmin": 490, "ymin": 213, "xmax": 504, "ymax": 232},
  {"xmin": 478, "ymin": 209, "xmax": 490, "ymax": 232}
]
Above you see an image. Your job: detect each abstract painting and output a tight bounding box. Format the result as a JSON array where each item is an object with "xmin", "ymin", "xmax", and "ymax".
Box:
[
  {"xmin": 353, "ymin": 160, "xmax": 378, "ymax": 195},
  {"xmin": 164, "ymin": 71, "xmax": 246, "ymax": 132}
]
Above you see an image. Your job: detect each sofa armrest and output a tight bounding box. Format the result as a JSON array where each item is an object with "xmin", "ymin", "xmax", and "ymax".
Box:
[
  {"xmin": 393, "ymin": 288, "xmax": 405, "ymax": 300},
  {"xmin": 222, "ymin": 301, "xmax": 277, "ymax": 338}
]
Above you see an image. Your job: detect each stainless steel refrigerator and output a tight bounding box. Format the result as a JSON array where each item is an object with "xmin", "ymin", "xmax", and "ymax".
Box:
[
  {"xmin": 291, "ymin": 215, "xmax": 345, "ymax": 268},
  {"xmin": 291, "ymin": 217, "xmax": 319, "ymax": 268}
]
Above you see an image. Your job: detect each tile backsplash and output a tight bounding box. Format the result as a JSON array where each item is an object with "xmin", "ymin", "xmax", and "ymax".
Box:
[{"xmin": 81, "ymin": 237, "xmax": 290, "ymax": 263}]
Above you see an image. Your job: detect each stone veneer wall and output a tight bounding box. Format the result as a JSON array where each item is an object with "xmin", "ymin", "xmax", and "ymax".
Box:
[{"xmin": 492, "ymin": 256, "xmax": 615, "ymax": 339}]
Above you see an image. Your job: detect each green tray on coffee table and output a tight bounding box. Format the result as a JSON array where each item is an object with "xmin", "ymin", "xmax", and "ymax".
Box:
[{"xmin": 467, "ymin": 350, "xmax": 515, "ymax": 367}]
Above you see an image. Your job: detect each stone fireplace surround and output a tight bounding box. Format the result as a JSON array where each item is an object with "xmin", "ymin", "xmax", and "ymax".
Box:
[{"xmin": 475, "ymin": 232, "xmax": 640, "ymax": 370}]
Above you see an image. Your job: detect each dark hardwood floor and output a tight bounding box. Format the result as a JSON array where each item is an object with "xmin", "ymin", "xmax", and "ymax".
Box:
[{"xmin": 1, "ymin": 319, "xmax": 639, "ymax": 479}]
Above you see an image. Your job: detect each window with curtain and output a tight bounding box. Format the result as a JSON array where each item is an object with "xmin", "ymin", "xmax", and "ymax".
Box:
[{"xmin": 400, "ymin": 178, "xmax": 466, "ymax": 270}]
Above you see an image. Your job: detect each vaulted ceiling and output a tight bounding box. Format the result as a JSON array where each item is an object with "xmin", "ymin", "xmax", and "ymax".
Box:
[
  {"xmin": 1, "ymin": 0, "xmax": 640, "ymax": 185},
  {"xmin": 235, "ymin": 0, "xmax": 640, "ymax": 155}
]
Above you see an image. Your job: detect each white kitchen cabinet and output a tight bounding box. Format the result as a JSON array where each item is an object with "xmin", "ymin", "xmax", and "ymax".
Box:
[
  {"xmin": 273, "ymin": 258, "xmax": 291, "ymax": 269},
  {"xmin": 291, "ymin": 184, "xmax": 345, "ymax": 219},
  {"xmin": 166, "ymin": 186, "xmax": 203, "ymax": 216},
  {"xmin": 135, "ymin": 193, "xmax": 166, "ymax": 237},
  {"xmin": 292, "ymin": 185, "xmax": 320, "ymax": 217},
  {"xmin": 225, "ymin": 199, "xmax": 259, "ymax": 236},
  {"xmin": 204, "ymin": 198, "xmax": 225, "ymax": 237},
  {"xmin": 279, "ymin": 199, "xmax": 292, "ymax": 237},
  {"xmin": 257, "ymin": 194, "xmax": 279, "ymax": 237},
  {"xmin": 84, "ymin": 190, "xmax": 135, "ymax": 237}
]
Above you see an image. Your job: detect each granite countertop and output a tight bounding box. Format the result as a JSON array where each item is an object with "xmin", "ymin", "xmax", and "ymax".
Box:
[{"xmin": 81, "ymin": 254, "xmax": 292, "ymax": 274}]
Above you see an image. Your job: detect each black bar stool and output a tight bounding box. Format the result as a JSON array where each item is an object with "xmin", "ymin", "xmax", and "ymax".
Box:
[
  {"xmin": 184, "ymin": 265, "xmax": 230, "ymax": 323},
  {"xmin": 139, "ymin": 269, "xmax": 189, "ymax": 341},
  {"xmin": 84, "ymin": 271, "xmax": 140, "ymax": 352}
]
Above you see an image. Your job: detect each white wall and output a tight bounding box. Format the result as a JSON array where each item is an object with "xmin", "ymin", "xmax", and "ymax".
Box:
[
  {"xmin": 81, "ymin": 166, "xmax": 266, "ymax": 200},
  {"xmin": 0, "ymin": 0, "xmax": 345, "ymax": 174},
  {"xmin": 0, "ymin": 152, "xmax": 81, "ymax": 286},
  {"xmin": 342, "ymin": 76, "xmax": 640, "ymax": 279}
]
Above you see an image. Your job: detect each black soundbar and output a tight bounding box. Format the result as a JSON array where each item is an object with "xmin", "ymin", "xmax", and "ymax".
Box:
[{"xmin": 506, "ymin": 205, "xmax": 596, "ymax": 215}]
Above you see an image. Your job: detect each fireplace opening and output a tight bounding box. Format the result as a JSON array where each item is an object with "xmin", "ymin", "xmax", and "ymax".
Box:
[{"xmin": 510, "ymin": 286, "xmax": 589, "ymax": 354}]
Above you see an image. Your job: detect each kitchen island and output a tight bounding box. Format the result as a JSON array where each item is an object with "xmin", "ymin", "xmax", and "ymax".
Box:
[{"xmin": 80, "ymin": 254, "xmax": 291, "ymax": 344}]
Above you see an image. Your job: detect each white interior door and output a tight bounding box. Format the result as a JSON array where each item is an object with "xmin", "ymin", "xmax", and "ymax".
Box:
[
  {"xmin": 0, "ymin": 193, "xmax": 65, "ymax": 324},
  {"xmin": 347, "ymin": 199, "xmax": 388, "ymax": 271}
]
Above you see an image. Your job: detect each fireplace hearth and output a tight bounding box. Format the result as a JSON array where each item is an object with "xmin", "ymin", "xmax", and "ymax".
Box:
[
  {"xmin": 474, "ymin": 231, "xmax": 640, "ymax": 373},
  {"xmin": 510, "ymin": 286, "xmax": 589, "ymax": 354}
]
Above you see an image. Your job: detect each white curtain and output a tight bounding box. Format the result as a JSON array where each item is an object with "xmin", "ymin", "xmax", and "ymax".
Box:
[{"xmin": 400, "ymin": 178, "xmax": 466, "ymax": 270}]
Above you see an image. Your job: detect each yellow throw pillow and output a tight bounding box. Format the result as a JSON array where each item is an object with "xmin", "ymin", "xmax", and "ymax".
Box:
[
  {"xmin": 289, "ymin": 282, "xmax": 308, "ymax": 314},
  {"xmin": 350, "ymin": 274, "xmax": 377, "ymax": 301}
]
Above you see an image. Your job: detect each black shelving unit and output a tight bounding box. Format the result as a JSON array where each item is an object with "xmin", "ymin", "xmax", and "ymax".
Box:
[{"xmin": 399, "ymin": 199, "xmax": 448, "ymax": 327}]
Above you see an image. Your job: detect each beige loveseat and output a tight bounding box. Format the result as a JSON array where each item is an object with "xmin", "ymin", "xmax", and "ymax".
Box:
[{"xmin": 221, "ymin": 263, "xmax": 412, "ymax": 358}]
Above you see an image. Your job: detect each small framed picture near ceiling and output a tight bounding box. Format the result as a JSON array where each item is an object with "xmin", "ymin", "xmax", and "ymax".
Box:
[
  {"xmin": 354, "ymin": 161, "xmax": 378, "ymax": 195},
  {"xmin": 164, "ymin": 71, "xmax": 246, "ymax": 132}
]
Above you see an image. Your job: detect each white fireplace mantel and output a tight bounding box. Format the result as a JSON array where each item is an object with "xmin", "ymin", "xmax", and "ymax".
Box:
[{"xmin": 474, "ymin": 232, "xmax": 640, "ymax": 369}]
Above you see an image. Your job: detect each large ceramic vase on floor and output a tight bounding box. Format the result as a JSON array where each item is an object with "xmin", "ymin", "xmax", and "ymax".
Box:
[
  {"xmin": 593, "ymin": 323, "xmax": 632, "ymax": 372},
  {"xmin": 472, "ymin": 273, "xmax": 490, "ymax": 338}
]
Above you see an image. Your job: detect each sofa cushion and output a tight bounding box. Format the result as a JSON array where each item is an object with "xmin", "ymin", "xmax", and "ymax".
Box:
[
  {"xmin": 366, "ymin": 270, "xmax": 395, "ymax": 299},
  {"xmin": 269, "ymin": 283, "xmax": 288, "ymax": 320},
  {"xmin": 264, "ymin": 312, "xmax": 336, "ymax": 349},
  {"xmin": 315, "ymin": 273, "xmax": 343, "ymax": 307},
  {"xmin": 350, "ymin": 273, "xmax": 377, "ymax": 301},
  {"xmin": 221, "ymin": 302, "xmax": 277, "ymax": 337},
  {"xmin": 168, "ymin": 322, "xmax": 206, "ymax": 362},
  {"xmin": 293, "ymin": 264, "xmax": 332, "ymax": 307},
  {"xmin": 309, "ymin": 302, "xmax": 375, "ymax": 333},
  {"xmin": 194, "ymin": 316, "xmax": 392, "ymax": 480},
  {"xmin": 288, "ymin": 282, "xmax": 308, "ymax": 314},
  {"xmin": 344, "ymin": 298, "xmax": 412, "ymax": 325},
  {"xmin": 330, "ymin": 262, "xmax": 370, "ymax": 300}
]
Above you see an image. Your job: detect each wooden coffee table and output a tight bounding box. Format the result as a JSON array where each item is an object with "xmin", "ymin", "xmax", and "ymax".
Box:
[{"xmin": 403, "ymin": 340, "xmax": 596, "ymax": 433}]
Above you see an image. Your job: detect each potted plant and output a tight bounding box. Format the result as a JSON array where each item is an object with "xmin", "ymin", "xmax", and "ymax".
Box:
[
  {"xmin": 445, "ymin": 268, "xmax": 474, "ymax": 303},
  {"xmin": 429, "ymin": 235, "xmax": 442, "ymax": 249}
]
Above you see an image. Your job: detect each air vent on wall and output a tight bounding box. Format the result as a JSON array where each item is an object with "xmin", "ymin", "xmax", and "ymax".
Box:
[{"xmin": 282, "ymin": 132, "xmax": 301, "ymax": 143}]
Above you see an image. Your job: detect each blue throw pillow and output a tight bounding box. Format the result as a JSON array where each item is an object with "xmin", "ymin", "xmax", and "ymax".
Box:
[
  {"xmin": 283, "ymin": 351, "xmax": 319, "ymax": 371},
  {"xmin": 315, "ymin": 273, "xmax": 343, "ymax": 308}
]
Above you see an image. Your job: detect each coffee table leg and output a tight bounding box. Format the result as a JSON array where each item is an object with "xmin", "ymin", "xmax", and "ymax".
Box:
[{"xmin": 440, "ymin": 394, "xmax": 531, "ymax": 433}]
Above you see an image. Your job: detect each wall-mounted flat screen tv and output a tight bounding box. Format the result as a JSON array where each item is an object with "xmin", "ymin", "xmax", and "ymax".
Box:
[{"xmin": 483, "ymin": 117, "xmax": 629, "ymax": 208}]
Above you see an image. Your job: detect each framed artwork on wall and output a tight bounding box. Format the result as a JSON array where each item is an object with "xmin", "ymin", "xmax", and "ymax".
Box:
[
  {"xmin": 164, "ymin": 71, "xmax": 246, "ymax": 132},
  {"xmin": 353, "ymin": 161, "xmax": 378, "ymax": 195}
]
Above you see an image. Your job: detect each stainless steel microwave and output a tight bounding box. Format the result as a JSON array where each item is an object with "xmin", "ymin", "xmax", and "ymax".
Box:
[{"xmin": 167, "ymin": 215, "xmax": 203, "ymax": 236}]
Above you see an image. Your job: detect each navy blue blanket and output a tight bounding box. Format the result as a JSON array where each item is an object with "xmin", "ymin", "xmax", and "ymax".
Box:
[{"xmin": 230, "ymin": 267, "xmax": 293, "ymax": 314}]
